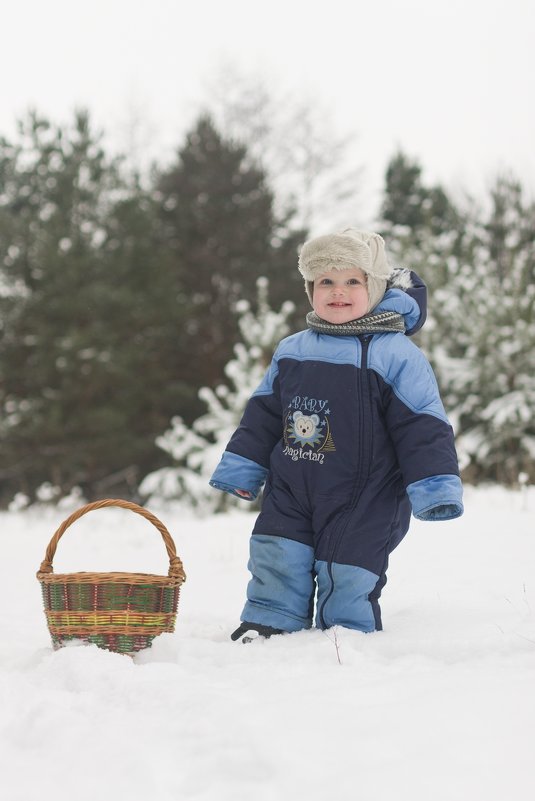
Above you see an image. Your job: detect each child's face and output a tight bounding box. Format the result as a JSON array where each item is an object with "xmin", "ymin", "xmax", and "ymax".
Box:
[{"xmin": 312, "ymin": 268, "xmax": 369, "ymax": 323}]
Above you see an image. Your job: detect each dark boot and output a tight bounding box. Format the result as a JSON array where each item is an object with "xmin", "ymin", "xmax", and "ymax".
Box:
[{"xmin": 230, "ymin": 622, "xmax": 284, "ymax": 643}]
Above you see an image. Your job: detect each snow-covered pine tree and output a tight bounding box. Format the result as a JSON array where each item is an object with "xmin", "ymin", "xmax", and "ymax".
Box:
[
  {"xmin": 139, "ymin": 277, "xmax": 295, "ymax": 512},
  {"xmin": 443, "ymin": 177, "xmax": 535, "ymax": 485}
]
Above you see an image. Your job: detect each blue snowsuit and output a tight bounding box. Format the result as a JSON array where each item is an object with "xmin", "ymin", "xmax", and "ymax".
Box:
[{"xmin": 210, "ymin": 276, "xmax": 463, "ymax": 632}]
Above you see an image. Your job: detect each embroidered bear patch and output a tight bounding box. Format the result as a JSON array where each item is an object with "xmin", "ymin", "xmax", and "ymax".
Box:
[{"xmin": 283, "ymin": 400, "xmax": 336, "ymax": 459}]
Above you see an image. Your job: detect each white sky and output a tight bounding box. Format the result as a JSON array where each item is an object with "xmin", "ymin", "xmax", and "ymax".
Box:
[{"xmin": 2, "ymin": 0, "xmax": 535, "ymax": 213}]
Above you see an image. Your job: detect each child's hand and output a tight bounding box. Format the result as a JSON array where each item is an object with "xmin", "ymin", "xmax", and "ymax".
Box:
[{"xmin": 235, "ymin": 489, "xmax": 252, "ymax": 499}]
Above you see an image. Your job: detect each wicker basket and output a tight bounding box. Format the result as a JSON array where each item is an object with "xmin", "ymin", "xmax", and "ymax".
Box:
[{"xmin": 36, "ymin": 499, "xmax": 186, "ymax": 654}]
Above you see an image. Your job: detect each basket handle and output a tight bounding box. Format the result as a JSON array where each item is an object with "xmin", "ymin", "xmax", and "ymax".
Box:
[{"xmin": 37, "ymin": 498, "xmax": 186, "ymax": 582}]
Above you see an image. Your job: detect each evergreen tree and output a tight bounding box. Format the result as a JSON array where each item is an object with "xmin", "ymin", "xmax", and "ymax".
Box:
[
  {"xmin": 0, "ymin": 111, "xmax": 188, "ymax": 502},
  {"xmin": 382, "ymin": 151, "xmax": 460, "ymax": 241},
  {"xmin": 140, "ymin": 277, "xmax": 295, "ymax": 512},
  {"xmin": 0, "ymin": 111, "xmax": 126, "ymax": 500},
  {"xmin": 442, "ymin": 177, "xmax": 535, "ymax": 484},
  {"xmin": 93, "ymin": 183, "xmax": 194, "ymax": 485},
  {"xmin": 0, "ymin": 110, "xmax": 306, "ymax": 505},
  {"xmin": 154, "ymin": 115, "xmax": 306, "ymax": 420}
]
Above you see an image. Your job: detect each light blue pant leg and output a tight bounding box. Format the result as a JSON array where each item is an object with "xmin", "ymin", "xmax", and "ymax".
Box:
[
  {"xmin": 241, "ymin": 535, "xmax": 315, "ymax": 632},
  {"xmin": 315, "ymin": 560, "xmax": 380, "ymax": 632}
]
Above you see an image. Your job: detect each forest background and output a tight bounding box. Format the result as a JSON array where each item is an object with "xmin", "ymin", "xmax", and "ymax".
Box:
[{"xmin": 1, "ymin": 0, "xmax": 534, "ymax": 508}]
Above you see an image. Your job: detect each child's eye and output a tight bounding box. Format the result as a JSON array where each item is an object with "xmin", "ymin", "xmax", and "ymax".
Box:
[
  {"xmin": 347, "ymin": 278, "xmax": 362, "ymax": 285},
  {"xmin": 319, "ymin": 278, "xmax": 333, "ymax": 285}
]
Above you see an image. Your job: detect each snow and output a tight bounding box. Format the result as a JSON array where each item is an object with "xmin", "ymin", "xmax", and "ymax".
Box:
[{"xmin": 1, "ymin": 485, "xmax": 534, "ymax": 800}]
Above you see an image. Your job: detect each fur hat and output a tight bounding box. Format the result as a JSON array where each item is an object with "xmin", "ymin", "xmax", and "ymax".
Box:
[{"xmin": 298, "ymin": 229, "xmax": 392, "ymax": 312}]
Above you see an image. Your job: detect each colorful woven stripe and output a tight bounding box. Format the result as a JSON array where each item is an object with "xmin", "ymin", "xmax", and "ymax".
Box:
[
  {"xmin": 45, "ymin": 610, "xmax": 176, "ymax": 631},
  {"xmin": 41, "ymin": 582, "xmax": 179, "ymax": 613}
]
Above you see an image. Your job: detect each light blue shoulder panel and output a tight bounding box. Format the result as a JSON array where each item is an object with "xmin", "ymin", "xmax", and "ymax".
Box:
[
  {"xmin": 252, "ymin": 330, "xmax": 362, "ymax": 397},
  {"xmin": 368, "ymin": 334, "xmax": 449, "ymax": 422},
  {"xmin": 276, "ymin": 329, "xmax": 362, "ymax": 365}
]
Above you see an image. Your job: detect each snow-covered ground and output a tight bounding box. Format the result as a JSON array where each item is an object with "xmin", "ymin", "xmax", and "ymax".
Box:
[{"xmin": 1, "ymin": 485, "xmax": 534, "ymax": 801}]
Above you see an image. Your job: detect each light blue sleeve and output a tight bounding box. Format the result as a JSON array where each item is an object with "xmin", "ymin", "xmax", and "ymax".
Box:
[
  {"xmin": 407, "ymin": 475, "xmax": 464, "ymax": 521},
  {"xmin": 209, "ymin": 451, "xmax": 269, "ymax": 501}
]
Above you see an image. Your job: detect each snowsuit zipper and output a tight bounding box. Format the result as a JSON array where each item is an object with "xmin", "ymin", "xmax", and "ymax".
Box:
[{"xmin": 318, "ymin": 335, "xmax": 373, "ymax": 629}]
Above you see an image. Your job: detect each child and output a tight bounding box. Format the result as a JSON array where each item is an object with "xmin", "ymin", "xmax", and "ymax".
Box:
[{"xmin": 210, "ymin": 229, "xmax": 463, "ymax": 641}]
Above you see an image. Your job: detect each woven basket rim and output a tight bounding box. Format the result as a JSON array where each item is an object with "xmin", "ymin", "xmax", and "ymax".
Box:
[{"xmin": 37, "ymin": 570, "xmax": 183, "ymax": 586}]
